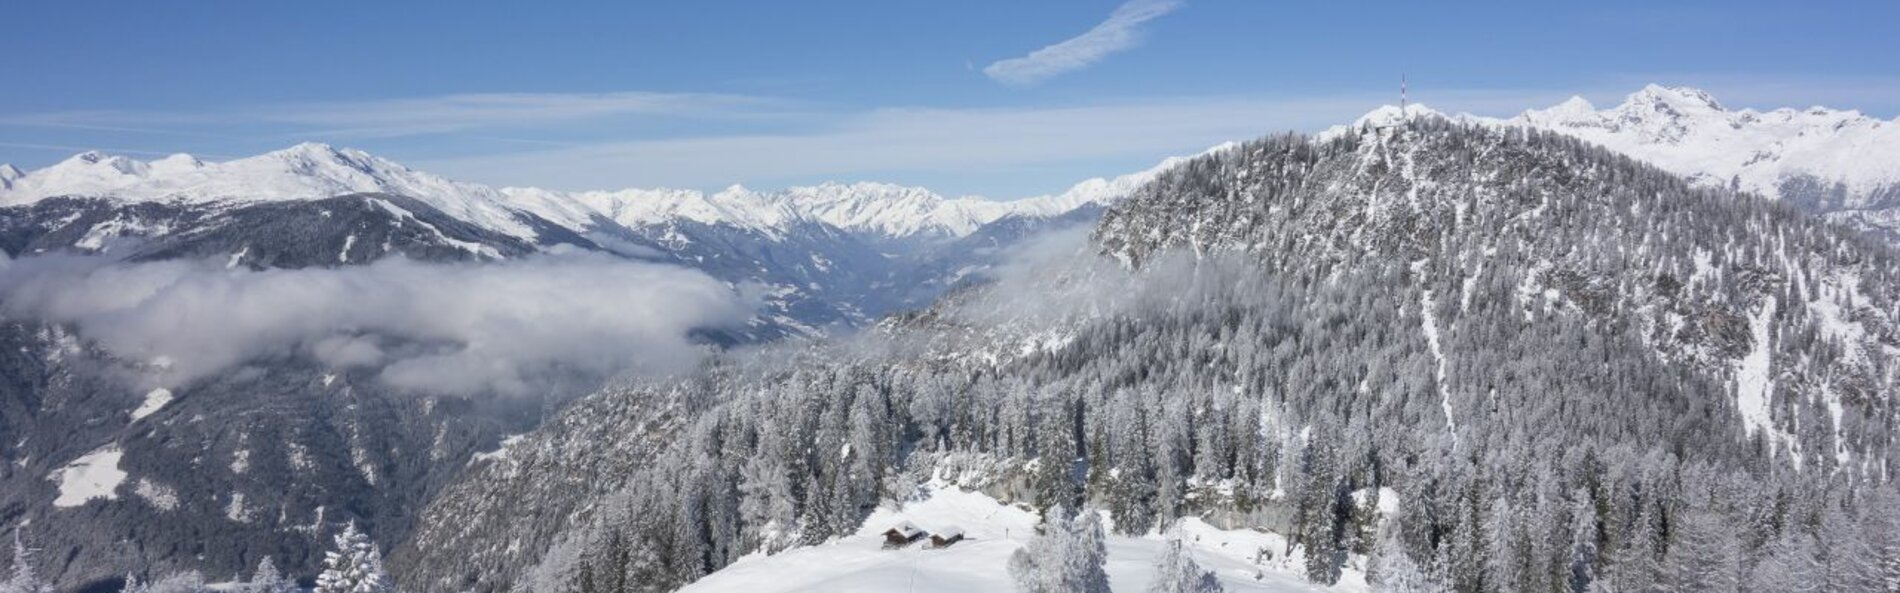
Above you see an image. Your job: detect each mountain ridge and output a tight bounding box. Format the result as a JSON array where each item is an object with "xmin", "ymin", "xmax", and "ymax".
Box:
[
  {"xmin": 1334, "ymin": 85, "xmax": 1900, "ymax": 243},
  {"xmin": 0, "ymin": 142, "xmax": 1179, "ymax": 243}
]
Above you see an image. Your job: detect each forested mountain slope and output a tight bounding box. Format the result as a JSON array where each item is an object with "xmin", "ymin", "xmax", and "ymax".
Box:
[
  {"xmin": 0, "ymin": 146, "xmax": 1136, "ymax": 590},
  {"xmin": 1100, "ymin": 118, "xmax": 1900, "ymax": 470},
  {"xmin": 397, "ymin": 120, "xmax": 1900, "ymax": 593}
]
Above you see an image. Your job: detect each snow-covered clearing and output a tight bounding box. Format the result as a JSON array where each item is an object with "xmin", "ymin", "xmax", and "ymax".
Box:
[
  {"xmin": 678, "ymin": 486, "xmax": 1354, "ymax": 593},
  {"xmin": 1735, "ymin": 296, "xmax": 1778, "ymax": 439},
  {"xmin": 49, "ymin": 446, "xmax": 127, "ymax": 507},
  {"xmin": 470, "ymin": 434, "xmax": 528, "ymax": 465},
  {"xmin": 130, "ymin": 387, "xmax": 173, "ymax": 421}
]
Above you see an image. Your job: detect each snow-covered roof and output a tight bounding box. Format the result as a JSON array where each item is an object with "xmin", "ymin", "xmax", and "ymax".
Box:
[
  {"xmin": 883, "ymin": 521, "xmax": 925, "ymax": 538},
  {"xmin": 931, "ymin": 525, "xmax": 964, "ymax": 539}
]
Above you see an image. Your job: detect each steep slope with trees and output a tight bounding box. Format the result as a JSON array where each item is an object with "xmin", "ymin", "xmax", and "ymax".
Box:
[{"xmin": 397, "ymin": 120, "xmax": 1900, "ymax": 593}]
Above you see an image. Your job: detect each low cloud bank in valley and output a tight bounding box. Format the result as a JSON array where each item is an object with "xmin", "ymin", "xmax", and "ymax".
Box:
[{"xmin": 0, "ymin": 253, "xmax": 756, "ymax": 396}]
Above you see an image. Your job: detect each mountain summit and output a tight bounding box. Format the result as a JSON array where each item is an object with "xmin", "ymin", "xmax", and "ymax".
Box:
[{"xmin": 1338, "ymin": 86, "xmax": 1900, "ymax": 243}]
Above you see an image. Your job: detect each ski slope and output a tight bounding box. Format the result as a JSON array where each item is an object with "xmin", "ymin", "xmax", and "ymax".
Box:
[{"xmin": 678, "ymin": 487, "xmax": 1359, "ymax": 593}]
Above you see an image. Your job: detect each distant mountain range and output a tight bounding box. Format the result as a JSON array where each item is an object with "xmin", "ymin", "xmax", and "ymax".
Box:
[
  {"xmin": 0, "ymin": 142, "xmax": 1195, "ymax": 339},
  {"xmin": 0, "ymin": 142, "xmax": 1157, "ymax": 243}
]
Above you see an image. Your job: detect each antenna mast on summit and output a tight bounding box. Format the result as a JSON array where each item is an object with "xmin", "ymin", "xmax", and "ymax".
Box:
[{"xmin": 1401, "ymin": 75, "xmax": 1408, "ymax": 113}]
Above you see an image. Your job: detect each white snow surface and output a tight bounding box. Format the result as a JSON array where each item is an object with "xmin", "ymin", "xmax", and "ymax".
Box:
[
  {"xmin": 0, "ymin": 142, "xmax": 1193, "ymax": 242},
  {"xmin": 470, "ymin": 434, "xmax": 529, "ymax": 465},
  {"xmin": 1334, "ymin": 85, "xmax": 1900, "ymax": 205},
  {"xmin": 130, "ymin": 387, "xmax": 173, "ymax": 421},
  {"xmin": 678, "ymin": 486, "xmax": 1350, "ymax": 593},
  {"xmin": 0, "ymin": 144, "xmax": 545, "ymax": 240},
  {"xmin": 1735, "ymin": 297, "xmax": 1777, "ymax": 437},
  {"xmin": 48, "ymin": 446, "xmax": 127, "ymax": 507}
]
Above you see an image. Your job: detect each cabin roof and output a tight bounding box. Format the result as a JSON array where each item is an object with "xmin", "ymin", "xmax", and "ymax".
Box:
[{"xmin": 883, "ymin": 521, "xmax": 925, "ymax": 538}]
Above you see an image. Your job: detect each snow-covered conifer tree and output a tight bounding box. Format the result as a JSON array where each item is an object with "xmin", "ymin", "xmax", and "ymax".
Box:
[
  {"xmin": 315, "ymin": 522, "xmax": 393, "ymax": 593},
  {"xmin": 248, "ymin": 557, "xmax": 297, "ymax": 593},
  {"xmin": 3, "ymin": 534, "xmax": 52, "ymax": 593},
  {"xmin": 1009, "ymin": 506, "xmax": 1112, "ymax": 593},
  {"xmin": 1367, "ymin": 517, "xmax": 1438, "ymax": 593},
  {"xmin": 1146, "ymin": 538, "xmax": 1223, "ymax": 593},
  {"xmin": 1567, "ymin": 491, "xmax": 1598, "ymax": 593}
]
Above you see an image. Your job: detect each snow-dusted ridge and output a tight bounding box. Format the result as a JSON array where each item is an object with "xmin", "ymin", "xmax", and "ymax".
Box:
[
  {"xmin": 1332, "ymin": 85, "xmax": 1900, "ymax": 217},
  {"xmin": 0, "ymin": 142, "xmax": 1186, "ymax": 242}
]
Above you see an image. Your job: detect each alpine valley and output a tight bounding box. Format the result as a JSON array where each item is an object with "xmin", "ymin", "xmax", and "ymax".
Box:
[{"xmin": 5, "ymin": 85, "xmax": 1900, "ymax": 593}]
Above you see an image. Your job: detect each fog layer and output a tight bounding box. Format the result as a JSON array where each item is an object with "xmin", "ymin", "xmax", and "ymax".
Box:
[{"xmin": 0, "ymin": 253, "xmax": 755, "ymax": 395}]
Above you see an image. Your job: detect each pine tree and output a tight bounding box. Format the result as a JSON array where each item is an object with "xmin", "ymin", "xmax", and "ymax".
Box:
[
  {"xmin": 248, "ymin": 557, "xmax": 296, "ymax": 593},
  {"xmin": 1746, "ymin": 531, "xmax": 1822, "ymax": 593},
  {"xmin": 3, "ymin": 534, "xmax": 52, "ymax": 593},
  {"xmin": 1367, "ymin": 517, "xmax": 1439, "ymax": 593},
  {"xmin": 1863, "ymin": 489, "xmax": 1900, "ymax": 593},
  {"xmin": 1607, "ymin": 504, "xmax": 1662, "ymax": 593},
  {"xmin": 1820, "ymin": 504, "xmax": 1872, "ymax": 593},
  {"xmin": 1664, "ymin": 510, "xmax": 1739, "ymax": 593},
  {"xmin": 315, "ymin": 522, "xmax": 393, "ymax": 593},
  {"xmin": 1008, "ymin": 506, "xmax": 1112, "ymax": 593},
  {"xmin": 1568, "ymin": 491, "xmax": 1599, "ymax": 593},
  {"xmin": 1146, "ymin": 539, "xmax": 1223, "ymax": 593}
]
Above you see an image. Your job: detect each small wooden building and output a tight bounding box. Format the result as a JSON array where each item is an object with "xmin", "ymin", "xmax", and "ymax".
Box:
[
  {"xmin": 882, "ymin": 521, "xmax": 927, "ymax": 548},
  {"xmin": 929, "ymin": 525, "xmax": 965, "ymax": 548}
]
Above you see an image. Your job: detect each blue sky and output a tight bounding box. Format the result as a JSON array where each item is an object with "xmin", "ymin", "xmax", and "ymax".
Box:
[{"xmin": 4, "ymin": 0, "xmax": 1897, "ymax": 198}]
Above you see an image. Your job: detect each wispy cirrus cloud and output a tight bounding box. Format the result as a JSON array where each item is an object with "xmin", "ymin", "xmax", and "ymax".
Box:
[{"xmin": 983, "ymin": 0, "xmax": 1184, "ymax": 86}]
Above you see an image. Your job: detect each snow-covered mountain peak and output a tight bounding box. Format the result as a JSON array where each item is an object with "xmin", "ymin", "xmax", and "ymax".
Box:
[
  {"xmin": 148, "ymin": 153, "xmax": 207, "ymax": 174},
  {"xmin": 1547, "ymin": 95, "xmax": 1597, "ymax": 116},
  {"xmin": 1359, "ymin": 103, "xmax": 1444, "ymax": 126},
  {"xmin": 64, "ymin": 149, "xmax": 146, "ymax": 173},
  {"xmin": 1316, "ymin": 103, "xmax": 1448, "ymax": 141},
  {"xmin": 775, "ymin": 181, "xmax": 973, "ymax": 237},
  {"xmin": 1331, "ymin": 85, "xmax": 1900, "ymax": 225},
  {"xmin": 1627, "ymin": 83, "xmax": 1725, "ymax": 111},
  {"xmin": 1495, "ymin": 85, "xmax": 1900, "ymax": 205}
]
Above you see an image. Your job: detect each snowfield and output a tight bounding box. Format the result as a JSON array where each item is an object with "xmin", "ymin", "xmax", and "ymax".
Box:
[
  {"xmin": 49, "ymin": 446, "xmax": 127, "ymax": 508},
  {"xmin": 130, "ymin": 387, "xmax": 173, "ymax": 421},
  {"xmin": 678, "ymin": 486, "xmax": 1357, "ymax": 593}
]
